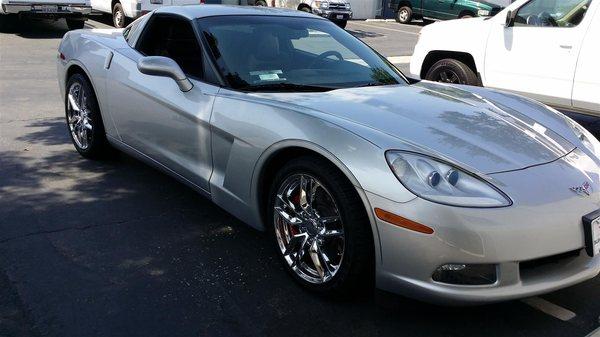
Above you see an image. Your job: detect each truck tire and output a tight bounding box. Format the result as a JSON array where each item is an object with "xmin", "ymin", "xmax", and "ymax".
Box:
[
  {"xmin": 334, "ymin": 20, "xmax": 347, "ymax": 29},
  {"xmin": 425, "ymin": 58, "xmax": 480, "ymax": 86},
  {"xmin": 112, "ymin": 2, "xmax": 126, "ymax": 28},
  {"xmin": 0, "ymin": 14, "xmax": 18, "ymax": 33},
  {"xmin": 255, "ymin": 0, "xmax": 267, "ymax": 5},
  {"xmin": 66, "ymin": 19, "xmax": 85, "ymax": 30},
  {"xmin": 395, "ymin": 6, "xmax": 412, "ymax": 24}
]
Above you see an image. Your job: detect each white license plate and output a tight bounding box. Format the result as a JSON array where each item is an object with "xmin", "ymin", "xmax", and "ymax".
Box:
[
  {"xmin": 39, "ymin": 5, "xmax": 58, "ymax": 12},
  {"xmin": 336, "ymin": 15, "xmax": 344, "ymax": 19},
  {"xmin": 592, "ymin": 217, "xmax": 600, "ymax": 256}
]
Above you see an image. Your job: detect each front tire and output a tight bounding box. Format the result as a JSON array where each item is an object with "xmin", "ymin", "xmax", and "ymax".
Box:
[
  {"xmin": 65, "ymin": 73, "xmax": 111, "ymax": 159},
  {"xmin": 66, "ymin": 18, "xmax": 85, "ymax": 30},
  {"xmin": 112, "ymin": 2, "xmax": 126, "ymax": 28},
  {"xmin": 424, "ymin": 58, "xmax": 480, "ymax": 86},
  {"xmin": 255, "ymin": 0, "xmax": 267, "ymax": 5},
  {"xmin": 395, "ymin": 6, "xmax": 413, "ymax": 24},
  {"xmin": 268, "ymin": 156, "xmax": 374, "ymax": 295},
  {"xmin": 334, "ymin": 19, "xmax": 347, "ymax": 29},
  {"xmin": 0, "ymin": 14, "xmax": 18, "ymax": 33}
]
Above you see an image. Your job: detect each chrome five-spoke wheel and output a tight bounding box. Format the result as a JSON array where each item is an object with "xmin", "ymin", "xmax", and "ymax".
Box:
[
  {"xmin": 67, "ymin": 81, "xmax": 93, "ymax": 150},
  {"xmin": 274, "ymin": 174, "xmax": 345, "ymax": 284}
]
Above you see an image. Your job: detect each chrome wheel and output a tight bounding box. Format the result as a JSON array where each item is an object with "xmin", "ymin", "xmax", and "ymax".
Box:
[
  {"xmin": 113, "ymin": 6, "xmax": 124, "ymax": 28},
  {"xmin": 274, "ymin": 174, "xmax": 345, "ymax": 284},
  {"xmin": 398, "ymin": 9, "xmax": 409, "ymax": 22},
  {"xmin": 438, "ymin": 69, "xmax": 460, "ymax": 83},
  {"xmin": 67, "ymin": 82, "xmax": 93, "ymax": 150}
]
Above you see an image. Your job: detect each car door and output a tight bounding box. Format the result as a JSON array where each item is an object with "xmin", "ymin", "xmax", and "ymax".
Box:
[
  {"xmin": 422, "ymin": 0, "xmax": 455, "ymax": 20},
  {"xmin": 484, "ymin": 0, "xmax": 593, "ymax": 108},
  {"xmin": 90, "ymin": 0, "xmax": 111, "ymax": 13},
  {"xmin": 572, "ymin": 2, "xmax": 600, "ymax": 113},
  {"xmin": 105, "ymin": 14, "xmax": 216, "ymax": 193}
]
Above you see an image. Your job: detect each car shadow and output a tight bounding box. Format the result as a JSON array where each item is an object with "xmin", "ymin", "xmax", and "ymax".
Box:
[{"xmin": 0, "ymin": 16, "xmax": 101, "ymax": 38}]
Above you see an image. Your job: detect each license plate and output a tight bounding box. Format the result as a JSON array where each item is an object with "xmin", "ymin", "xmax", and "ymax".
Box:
[
  {"xmin": 39, "ymin": 5, "xmax": 58, "ymax": 12},
  {"xmin": 583, "ymin": 211, "xmax": 600, "ymax": 256},
  {"xmin": 336, "ymin": 15, "xmax": 344, "ymax": 19}
]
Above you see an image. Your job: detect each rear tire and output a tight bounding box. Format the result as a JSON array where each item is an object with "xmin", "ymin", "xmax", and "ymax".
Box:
[
  {"xmin": 0, "ymin": 14, "xmax": 18, "ymax": 33},
  {"xmin": 65, "ymin": 73, "xmax": 112, "ymax": 159},
  {"xmin": 255, "ymin": 0, "xmax": 267, "ymax": 5},
  {"xmin": 268, "ymin": 156, "xmax": 374, "ymax": 296},
  {"xmin": 112, "ymin": 2, "xmax": 126, "ymax": 28},
  {"xmin": 425, "ymin": 58, "xmax": 480, "ymax": 86},
  {"xmin": 395, "ymin": 6, "xmax": 412, "ymax": 24},
  {"xmin": 66, "ymin": 18, "xmax": 85, "ymax": 30}
]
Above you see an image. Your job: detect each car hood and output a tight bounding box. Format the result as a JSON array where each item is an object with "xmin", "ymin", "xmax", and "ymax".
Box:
[{"xmin": 251, "ymin": 82, "xmax": 575, "ymax": 174}]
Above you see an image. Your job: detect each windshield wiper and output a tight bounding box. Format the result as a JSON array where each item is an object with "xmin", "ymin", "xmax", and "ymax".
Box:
[{"xmin": 238, "ymin": 82, "xmax": 335, "ymax": 93}]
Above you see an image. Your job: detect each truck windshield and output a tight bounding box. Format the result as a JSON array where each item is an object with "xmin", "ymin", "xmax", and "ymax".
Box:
[{"xmin": 196, "ymin": 16, "xmax": 407, "ymax": 92}]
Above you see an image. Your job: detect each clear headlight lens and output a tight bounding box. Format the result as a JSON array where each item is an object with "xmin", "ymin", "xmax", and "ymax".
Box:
[
  {"xmin": 477, "ymin": 9, "xmax": 490, "ymax": 16},
  {"xmin": 315, "ymin": 1, "xmax": 328, "ymax": 8},
  {"xmin": 386, "ymin": 151, "xmax": 511, "ymax": 207},
  {"xmin": 344, "ymin": 2, "xmax": 351, "ymax": 9}
]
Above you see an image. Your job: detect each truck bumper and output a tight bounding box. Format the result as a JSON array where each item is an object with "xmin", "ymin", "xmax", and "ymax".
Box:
[
  {"xmin": 1, "ymin": 3, "xmax": 91, "ymax": 16},
  {"xmin": 312, "ymin": 8, "xmax": 353, "ymax": 21}
]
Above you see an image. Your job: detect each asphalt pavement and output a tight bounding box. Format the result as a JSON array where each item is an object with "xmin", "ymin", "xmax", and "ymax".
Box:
[{"xmin": 1, "ymin": 16, "xmax": 600, "ymax": 337}]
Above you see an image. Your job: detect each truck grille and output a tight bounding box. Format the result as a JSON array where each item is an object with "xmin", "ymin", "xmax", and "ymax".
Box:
[{"xmin": 328, "ymin": 3, "xmax": 346, "ymax": 10}]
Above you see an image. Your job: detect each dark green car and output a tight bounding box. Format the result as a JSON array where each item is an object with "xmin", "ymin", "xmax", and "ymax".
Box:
[{"xmin": 389, "ymin": 0, "xmax": 505, "ymax": 24}]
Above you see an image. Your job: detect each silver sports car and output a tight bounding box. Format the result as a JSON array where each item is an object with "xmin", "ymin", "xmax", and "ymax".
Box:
[{"xmin": 57, "ymin": 5, "xmax": 600, "ymax": 304}]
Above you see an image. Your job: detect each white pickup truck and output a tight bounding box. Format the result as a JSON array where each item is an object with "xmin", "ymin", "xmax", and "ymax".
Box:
[
  {"xmin": 0, "ymin": 0, "xmax": 91, "ymax": 30},
  {"xmin": 411, "ymin": 0, "xmax": 600, "ymax": 116}
]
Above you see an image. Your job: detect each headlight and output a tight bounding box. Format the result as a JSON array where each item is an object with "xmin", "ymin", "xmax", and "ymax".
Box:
[
  {"xmin": 477, "ymin": 9, "xmax": 491, "ymax": 16},
  {"xmin": 315, "ymin": 1, "xmax": 328, "ymax": 8},
  {"xmin": 386, "ymin": 151, "xmax": 511, "ymax": 207},
  {"xmin": 345, "ymin": 2, "xmax": 351, "ymax": 9}
]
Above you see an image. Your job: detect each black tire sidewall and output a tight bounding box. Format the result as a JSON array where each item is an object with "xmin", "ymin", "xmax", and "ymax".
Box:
[
  {"xmin": 425, "ymin": 59, "xmax": 480, "ymax": 86},
  {"xmin": 65, "ymin": 74, "xmax": 109, "ymax": 158},
  {"xmin": 255, "ymin": 0, "xmax": 267, "ymax": 5},
  {"xmin": 267, "ymin": 156, "xmax": 373, "ymax": 294},
  {"xmin": 66, "ymin": 19, "xmax": 85, "ymax": 30}
]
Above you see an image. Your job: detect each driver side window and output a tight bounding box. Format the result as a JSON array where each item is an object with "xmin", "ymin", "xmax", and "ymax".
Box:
[
  {"xmin": 514, "ymin": 0, "xmax": 593, "ymax": 28},
  {"xmin": 136, "ymin": 15, "xmax": 204, "ymax": 79}
]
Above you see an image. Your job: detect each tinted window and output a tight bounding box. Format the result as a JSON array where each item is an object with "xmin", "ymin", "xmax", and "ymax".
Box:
[
  {"xmin": 124, "ymin": 13, "xmax": 150, "ymax": 47},
  {"xmin": 515, "ymin": 0, "xmax": 593, "ymax": 27},
  {"xmin": 136, "ymin": 15, "xmax": 203, "ymax": 79},
  {"xmin": 197, "ymin": 16, "xmax": 405, "ymax": 92}
]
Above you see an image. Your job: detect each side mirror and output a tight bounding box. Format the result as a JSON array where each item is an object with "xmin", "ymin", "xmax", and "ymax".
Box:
[
  {"xmin": 505, "ymin": 10, "xmax": 516, "ymax": 27},
  {"xmin": 137, "ymin": 56, "xmax": 193, "ymax": 92}
]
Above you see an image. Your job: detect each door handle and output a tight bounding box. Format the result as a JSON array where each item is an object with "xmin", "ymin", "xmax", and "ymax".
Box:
[{"xmin": 560, "ymin": 45, "xmax": 573, "ymax": 49}]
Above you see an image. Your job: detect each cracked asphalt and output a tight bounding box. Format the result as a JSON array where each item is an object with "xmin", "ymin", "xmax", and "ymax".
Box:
[{"xmin": 1, "ymin": 16, "xmax": 600, "ymax": 337}]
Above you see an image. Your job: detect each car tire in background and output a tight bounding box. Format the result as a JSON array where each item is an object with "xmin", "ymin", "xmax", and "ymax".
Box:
[
  {"xmin": 112, "ymin": 2, "xmax": 126, "ymax": 28},
  {"xmin": 255, "ymin": 0, "xmax": 267, "ymax": 5},
  {"xmin": 66, "ymin": 19, "xmax": 85, "ymax": 30},
  {"xmin": 268, "ymin": 156, "xmax": 374, "ymax": 296},
  {"xmin": 65, "ymin": 73, "xmax": 112, "ymax": 159},
  {"xmin": 459, "ymin": 12, "xmax": 475, "ymax": 19},
  {"xmin": 334, "ymin": 20, "xmax": 347, "ymax": 29},
  {"xmin": 425, "ymin": 58, "xmax": 479, "ymax": 86},
  {"xmin": 395, "ymin": 6, "xmax": 412, "ymax": 24},
  {"xmin": 0, "ymin": 14, "xmax": 18, "ymax": 33},
  {"xmin": 299, "ymin": 6, "xmax": 311, "ymax": 13}
]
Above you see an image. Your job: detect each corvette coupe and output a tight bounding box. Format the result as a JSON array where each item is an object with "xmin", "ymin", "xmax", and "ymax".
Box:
[{"xmin": 57, "ymin": 5, "xmax": 600, "ymax": 303}]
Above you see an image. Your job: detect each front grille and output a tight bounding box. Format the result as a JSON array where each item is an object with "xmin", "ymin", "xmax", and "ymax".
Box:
[
  {"xmin": 328, "ymin": 3, "xmax": 346, "ymax": 10},
  {"xmin": 520, "ymin": 249, "xmax": 581, "ymax": 272}
]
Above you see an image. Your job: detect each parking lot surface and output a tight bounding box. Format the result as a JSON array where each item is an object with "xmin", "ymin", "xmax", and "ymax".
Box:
[{"xmin": 1, "ymin": 17, "xmax": 600, "ymax": 337}]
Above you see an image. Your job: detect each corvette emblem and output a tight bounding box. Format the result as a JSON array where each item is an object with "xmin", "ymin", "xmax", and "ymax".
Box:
[{"xmin": 570, "ymin": 182, "xmax": 592, "ymax": 197}]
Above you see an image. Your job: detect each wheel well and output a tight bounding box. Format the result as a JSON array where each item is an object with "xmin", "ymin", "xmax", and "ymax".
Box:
[
  {"xmin": 66, "ymin": 64, "xmax": 90, "ymax": 85},
  {"xmin": 298, "ymin": 4, "xmax": 311, "ymax": 11},
  {"xmin": 459, "ymin": 10, "xmax": 475, "ymax": 18},
  {"xmin": 257, "ymin": 147, "xmax": 360, "ymax": 228},
  {"xmin": 420, "ymin": 51, "xmax": 478, "ymax": 80},
  {"xmin": 397, "ymin": 1, "xmax": 412, "ymax": 9}
]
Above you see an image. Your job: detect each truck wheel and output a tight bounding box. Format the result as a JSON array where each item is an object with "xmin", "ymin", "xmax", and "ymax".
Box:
[
  {"xmin": 255, "ymin": 0, "xmax": 267, "ymax": 5},
  {"xmin": 395, "ymin": 6, "xmax": 412, "ymax": 24},
  {"xmin": 459, "ymin": 12, "xmax": 474, "ymax": 19},
  {"xmin": 425, "ymin": 58, "xmax": 480, "ymax": 86},
  {"xmin": 112, "ymin": 2, "xmax": 126, "ymax": 28},
  {"xmin": 335, "ymin": 20, "xmax": 347, "ymax": 29},
  {"xmin": 0, "ymin": 14, "xmax": 18, "ymax": 33},
  {"xmin": 66, "ymin": 19, "xmax": 85, "ymax": 30},
  {"xmin": 299, "ymin": 6, "xmax": 311, "ymax": 13}
]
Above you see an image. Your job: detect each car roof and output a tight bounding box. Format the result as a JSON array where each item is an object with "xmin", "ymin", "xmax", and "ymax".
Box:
[{"xmin": 154, "ymin": 4, "xmax": 323, "ymax": 21}]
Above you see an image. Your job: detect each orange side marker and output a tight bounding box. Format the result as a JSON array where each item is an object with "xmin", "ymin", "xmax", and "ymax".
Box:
[{"xmin": 374, "ymin": 208, "xmax": 434, "ymax": 234}]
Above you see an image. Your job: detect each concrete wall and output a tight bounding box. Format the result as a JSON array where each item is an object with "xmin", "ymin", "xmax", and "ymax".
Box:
[{"xmin": 347, "ymin": 0, "xmax": 380, "ymax": 19}]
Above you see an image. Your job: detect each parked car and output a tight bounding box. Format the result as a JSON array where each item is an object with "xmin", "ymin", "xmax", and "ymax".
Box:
[
  {"xmin": 57, "ymin": 5, "xmax": 600, "ymax": 304},
  {"xmin": 271, "ymin": 0, "xmax": 352, "ymax": 28},
  {"xmin": 411, "ymin": 0, "xmax": 599, "ymax": 117},
  {"xmin": 389, "ymin": 0, "xmax": 504, "ymax": 24},
  {"xmin": 0, "ymin": 0, "xmax": 91, "ymax": 30}
]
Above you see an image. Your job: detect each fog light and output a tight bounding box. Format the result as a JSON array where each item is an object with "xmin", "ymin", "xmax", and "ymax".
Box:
[{"xmin": 432, "ymin": 264, "xmax": 497, "ymax": 285}]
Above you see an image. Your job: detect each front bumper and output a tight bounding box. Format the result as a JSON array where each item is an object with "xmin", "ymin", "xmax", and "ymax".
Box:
[
  {"xmin": 1, "ymin": 2, "xmax": 91, "ymax": 15},
  {"xmin": 313, "ymin": 8, "xmax": 352, "ymax": 20},
  {"xmin": 369, "ymin": 150, "xmax": 600, "ymax": 304}
]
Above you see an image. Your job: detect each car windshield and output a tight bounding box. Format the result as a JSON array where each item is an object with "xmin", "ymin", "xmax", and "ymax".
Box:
[{"xmin": 196, "ymin": 16, "xmax": 407, "ymax": 92}]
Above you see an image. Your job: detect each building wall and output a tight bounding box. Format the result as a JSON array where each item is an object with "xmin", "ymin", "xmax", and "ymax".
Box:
[{"xmin": 347, "ymin": 0, "xmax": 380, "ymax": 19}]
